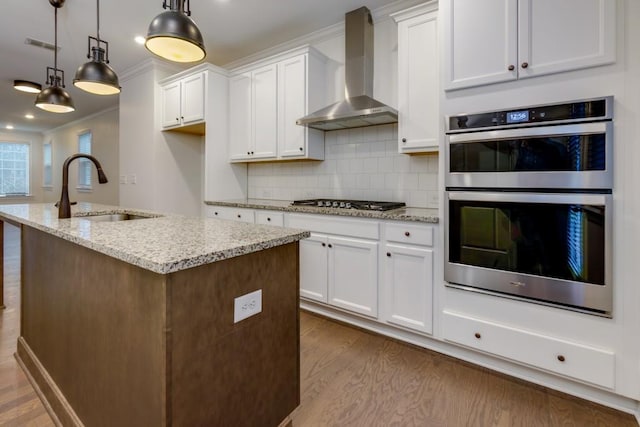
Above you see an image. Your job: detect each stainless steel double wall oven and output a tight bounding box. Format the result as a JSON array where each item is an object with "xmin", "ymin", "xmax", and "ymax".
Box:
[{"xmin": 445, "ymin": 97, "xmax": 614, "ymax": 316}]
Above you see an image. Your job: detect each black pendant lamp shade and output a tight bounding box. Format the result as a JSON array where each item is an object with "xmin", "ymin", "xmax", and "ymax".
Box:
[
  {"xmin": 14, "ymin": 80, "xmax": 42, "ymax": 94},
  {"xmin": 74, "ymin": 0, "xmax": 120, "ymax": 95},
  {"xmin": 36, "ymin": 0, "xmax": 75, "ymax": 113},
  {"xmin": 145, "ymin": 0, "xmax": 206, "ymax": 63}
]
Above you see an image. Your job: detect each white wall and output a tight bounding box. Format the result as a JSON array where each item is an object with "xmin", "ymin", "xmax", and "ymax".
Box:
[
  {"xmin": 0, "ymin": 130, "xmax": 43, "ymax": 204},
  {"xmin": 118, "ymin": 60, "xmax": 203, "ymax": 216},
  {"xmin": 41, "ymin": 108, "xmax": 119, "ymax": 206}
]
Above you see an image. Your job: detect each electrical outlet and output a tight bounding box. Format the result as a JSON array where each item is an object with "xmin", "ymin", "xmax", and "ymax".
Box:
[{"xmin": 234, "ymin": 289, "xmax": 262, "ymax": 323}]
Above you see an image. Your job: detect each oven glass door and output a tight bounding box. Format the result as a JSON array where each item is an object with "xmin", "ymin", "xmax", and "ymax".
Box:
[
  {"xmin": 446, "ymin": 122, "xmax": 612, "ymax": 189},
  {"xmin": 445, "ymin": 191, "xmax": 612, "ymax": 315}
]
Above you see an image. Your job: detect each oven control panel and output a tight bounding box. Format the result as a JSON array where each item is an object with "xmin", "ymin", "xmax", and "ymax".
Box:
[{"xmin": 447, "ymin": 96, "xmax": 612, "ymax": 133}]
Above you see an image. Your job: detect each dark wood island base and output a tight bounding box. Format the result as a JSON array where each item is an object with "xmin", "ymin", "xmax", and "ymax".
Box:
[{"xmin": 16, "ymin": 225, "xmax": 300, "ymax": 427}]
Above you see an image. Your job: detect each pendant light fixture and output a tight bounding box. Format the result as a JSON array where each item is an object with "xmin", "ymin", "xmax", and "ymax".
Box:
[
  {"xmin": 145, "ymin": 0, "xmax": 206, "ymax": 63},
  {"xmin": 14, "ymin": 80, "xmax": 42, "ymax": 94},
  {"xmin": 73, "ymin": 0, "xmax": 120, "ymax": 95},
  {"xmin": 35, "ymin": 0, "xmax": 75, "ymax": 113}
]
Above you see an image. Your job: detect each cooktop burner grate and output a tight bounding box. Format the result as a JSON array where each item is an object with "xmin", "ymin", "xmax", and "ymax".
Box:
[{"xmin": 291, "ymin": 199, "xmax": 406, "ymax": 211}]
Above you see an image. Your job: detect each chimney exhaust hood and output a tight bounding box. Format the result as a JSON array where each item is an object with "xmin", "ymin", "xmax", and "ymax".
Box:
[{"xmin": 296, "ymin": 7, "xmax": 398, "ymax": 131}]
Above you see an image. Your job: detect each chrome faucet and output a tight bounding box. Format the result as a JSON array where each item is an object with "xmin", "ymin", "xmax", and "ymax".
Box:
[{"xmin": 58, "ymin": 154, "xmax": 108, "ymax": 219}]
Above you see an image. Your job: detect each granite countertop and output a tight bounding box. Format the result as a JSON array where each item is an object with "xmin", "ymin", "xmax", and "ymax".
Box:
[
  {"xmin": 0, "ymin": 203, "xmax": 309, "ymax": 274},
  {"xmin": 204, "ymin": 199, "xmax": 440, "ymax": 224}
]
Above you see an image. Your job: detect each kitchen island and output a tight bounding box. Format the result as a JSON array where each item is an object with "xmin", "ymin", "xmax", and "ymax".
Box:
[{"xmin": 0, "ymin": 203, "xmax": 309, "ymax": 427}]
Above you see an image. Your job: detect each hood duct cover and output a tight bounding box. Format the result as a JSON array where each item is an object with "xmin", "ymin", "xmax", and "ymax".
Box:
[{"xmin": 297, "ymin": 7, "xmax": 398, "ymax": 131}]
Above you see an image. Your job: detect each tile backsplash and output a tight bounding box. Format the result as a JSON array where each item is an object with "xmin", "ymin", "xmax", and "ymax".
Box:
[{"xmin": 247, "ymin": 124, "xmax": 439, "ymax": 208}]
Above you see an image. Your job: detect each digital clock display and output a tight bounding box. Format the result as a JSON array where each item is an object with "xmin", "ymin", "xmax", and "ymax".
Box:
[{"xmin": 506, "ymin": 110, "xmax": 530, "ymax": 123}]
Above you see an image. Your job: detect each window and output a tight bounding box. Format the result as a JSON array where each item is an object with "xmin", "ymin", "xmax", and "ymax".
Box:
[
  {"xmin": 78, "ymin": 131, "xmax": 92, "ymax": 190},
  {"xmin": 43, "ymin": 141, "xmax": 52, "ymax": 188},
  {"xmin": 0, "ymin": 141, "xmax": 30, "ymax": 196}
]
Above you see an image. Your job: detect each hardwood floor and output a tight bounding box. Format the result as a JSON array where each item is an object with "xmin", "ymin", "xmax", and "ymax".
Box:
[
  {"xmin": 1, "ymin": 223, "xmax": 637, "ymax": 426},
  {"xmin": 0, "ymin": 224, "xmax": 53, "ymax": 427}
]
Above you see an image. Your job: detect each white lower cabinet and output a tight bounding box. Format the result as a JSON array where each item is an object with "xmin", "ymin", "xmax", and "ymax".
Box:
[
  {"xmin": 299, "ymin": 233, "xmax": 329, "ymax": 302},
  {"xmin": 204, "ymin": 206, "xmax": 255, "ymax": 223},
  {"xmin": 289, "ymin": 214, "xmax": 380, "ymax": 319},
  {"xmin": 382, "ymin": 222, "xmax": 435, "ymax": 335},
  {"xmin": 442, "ymin": 311, "xmax": 616, "ymax": 389},
  {"xmin": 328, "ymin": 236, "xmax": 378, "ymax": 318},
  {"xmin": 255, "ymin": 210, "xmax": 284, "ymax": 226},
  {"xmin": 384, "ymin": 243, "xmax": 433, "ymax": 334}
]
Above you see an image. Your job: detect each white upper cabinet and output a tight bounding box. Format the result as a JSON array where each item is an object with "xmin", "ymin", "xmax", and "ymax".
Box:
[
  {"xmin": 443, "ymin": 0, "xmax": 616, "ymax": 90},
  {"xmin": 229, "ymin": 73, "xmax": 252, "ymax": 160},
  {"xmin": 394, "ymin": 3, "xmax": 440, "ymax": 153},
  {"xmin": 229, "ymin": 65, "xmax": 278, "ymax": 161},
  {"xmin": 160, "ymin": 71, "xmax": 205, "ymax": 130},
  {"xmin": 229, "ymin": 46, "xmax": 327, "ymax": 163}
]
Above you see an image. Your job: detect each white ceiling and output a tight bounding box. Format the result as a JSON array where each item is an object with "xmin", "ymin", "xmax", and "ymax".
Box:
[{"xmin": 1, "ymin": 0, "xmax": 409, "ymax": 134}]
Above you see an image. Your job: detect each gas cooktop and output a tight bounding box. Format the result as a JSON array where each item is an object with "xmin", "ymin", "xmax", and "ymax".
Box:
[{"xmin": 291, "ymin": 199, "xmax": 406, "ymax": 211}]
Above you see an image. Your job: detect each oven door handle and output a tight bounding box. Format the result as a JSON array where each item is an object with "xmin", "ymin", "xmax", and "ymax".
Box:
[
  {"xmin": 447, "ymin": 121, "xmax": 611, "ymax": 144},
  {"xmin": 447, "ymin": 191, "xmax": 610, "ymax": 205}
]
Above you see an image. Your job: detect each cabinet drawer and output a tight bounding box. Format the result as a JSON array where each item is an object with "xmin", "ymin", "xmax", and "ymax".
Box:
[
  {"xmin": 205, "ymin": 206, "xmax": 255, "ymax": 223},
  {"xmin": 442, "ymin": 311, "xmax": 615, "ymax": 389},
  {"xmin": 287, "ymin": 214, "xmax": 379, "ymax": 240},
  {"xmin": 255, "ymin": 211, "xmax": 284, "ymax": 227},
  {"xmin": 385, "ymin": 222, "xmax": 433, "ymax": 246}
]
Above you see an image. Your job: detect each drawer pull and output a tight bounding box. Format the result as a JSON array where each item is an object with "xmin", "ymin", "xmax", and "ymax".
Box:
[
  {"xmin": 267, "ymin": 217, "xmax": 271, "ymax": 221},
  {"xmin": 521, "ymin": 62, "xmax": 529, "ymax": 69},
  {"xmin": 474, "ymin": 332, "xmax": 481, "ymax": 339},
  {"xmin": 402, "ymin": 138, "xmax": 407, "ymax": 143},
  {"xmin": 386, "ymin": 252, "xmax": 391, "ymax": 257},
  {"xmin": 214, "ymin": 212, "xmax": 218, "ymax": 216},
  {"xmin": 508, "ymin": 64, "xmax": 515, "ymax": 71},
  {"xmin": 237, "ymin": 214, "xmax": 241, "ymax": 218},
  {"xmin": 328, "ymin": 244, "xmax": 333, "ymax": 248},
  {"xmin": 321, "ymin": 243, "xmax": 326, "ymax": 247},
  {"xmin": 404, "ymin": 231, "xmax": 410, "ymax": 237},
  {"xmin": 557, "ymin": 355, "xmax": 566, "ymax": 362}
]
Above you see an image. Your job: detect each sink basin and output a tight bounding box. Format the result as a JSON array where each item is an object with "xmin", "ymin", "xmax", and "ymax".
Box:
[{"xmin": 77, "ymin": 213, "xmax": 157, "ymax": 222}]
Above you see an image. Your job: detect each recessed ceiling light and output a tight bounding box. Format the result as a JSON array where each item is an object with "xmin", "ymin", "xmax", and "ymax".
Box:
[
  {"xmin": 14, "ymin": 80, "xmax": 42, "ymax": 94},
  {"xmin": 6, "ymin": 125, "xmax": 14, "ymax": 130},
  {"xmin": 25, "ymin": 114, "xmax": 35, "ymax": 119},
  {"xmin": 134, "ymin": 36, "xmax": 146, "ymax": 45}
]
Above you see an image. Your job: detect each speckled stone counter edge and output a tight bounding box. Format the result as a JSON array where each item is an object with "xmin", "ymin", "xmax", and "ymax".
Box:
[
  {"xmin": 204, "ymin": 199, "xmax": 440, "ymax": 224},
  {"xmin": 0, "ymin": 204, "xmax": 309, "ymax": 275}
]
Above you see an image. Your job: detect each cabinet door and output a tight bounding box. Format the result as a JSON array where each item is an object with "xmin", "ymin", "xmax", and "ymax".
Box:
[
  {"xmin": 328, "ymin": 236, "xmax": 378, "ymax": 318},
  {"xmin": 229, "ymin": 73, "xmax": 252, "ymax": 160},
  {"xmin": 252, "ymin": 64, "xmax": 278, "ymax": 159},
  {"xmin": 278, "ymin": 55, "xmax": 308, "ymax": 158},
  {"xmin": 300, "ymin": 233, "xmax": 329, "ymax": 303},
  {"xmin": 397, "ymin": 11, "xmax": 439, "ymax": 153},
  {"xmin": 384, "ymin": 244, "xmax": 433, "ymax": 334},
  {"xmin": 443, "ymin": 0, "xmax": 518, "ymax": 90},
  {"xmin": 161, "ymin": 81, "xmax": 181, "ymax": 128},
  {"xmin": 181, "ymin": 73, "xmax": 205, "ymax": 125},
  {"xmin": 517, "ymin": 0, "xmax": 615, "ymax": 79}
]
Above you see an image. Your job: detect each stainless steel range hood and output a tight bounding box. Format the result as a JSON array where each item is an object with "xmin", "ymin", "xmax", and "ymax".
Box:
[{"xmin": 296, "ymin": 7, "xmax": 398, "ymax": 131}]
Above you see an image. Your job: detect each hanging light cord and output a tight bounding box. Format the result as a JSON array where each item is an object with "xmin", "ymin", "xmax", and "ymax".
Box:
[
  {"xmin": 54, "ymin": 6, "xmax": 58, "ymax": 75},
  {"xmin": 96, "ymin": 0, "xmax": 100, "ymax": 43}
]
